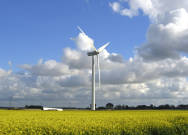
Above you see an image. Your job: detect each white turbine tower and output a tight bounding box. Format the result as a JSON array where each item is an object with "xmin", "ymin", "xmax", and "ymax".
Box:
[{"xmin": 77, "ymin": 27, "xmax": 110, "ymax": 111}]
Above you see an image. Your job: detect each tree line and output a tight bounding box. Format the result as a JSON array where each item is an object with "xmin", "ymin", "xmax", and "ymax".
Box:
[{"xmin": 97, "ymin": 103, "xmax": 188, "ymax": 110}]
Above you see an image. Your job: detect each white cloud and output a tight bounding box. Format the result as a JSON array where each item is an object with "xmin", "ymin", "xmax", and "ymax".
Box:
[
  {"xmin": 0, "ymin": 69, "xmax": 11, "ymax": 77},
  {"xmin": 62, "ymin": 48, "xmax": 91, "ymax": 69},
  {"xmin": 71, "ymin": 29, "xmax": 95, "ymax": 51},
  {"xmin": 138, "ymin": 8, "xmax": 188, "ymax": 61},
  {"xmin": 21, "ymin": 60, "xmax": 70, "ymax": 76},
  {"xmin": 2, "ymin": 54, "xmax": 188, "ymax": 107},
  {"xmin": 2, "ymin": 9, "xmax": 188, "ymax": 107},
  {"xmin": 109, "ymin": 0, "xmax": 188, "ymax": 20},
  {"xmin": 110, "ymin": 0, "xmax": 188, "ymax": 61},
  {"xmin": 109, "ymin": 0, "xmax": 157, "ymax": 18},
  {"xmin": 109, "ymin": 2, "xmax": 121, "ymax": 13}
]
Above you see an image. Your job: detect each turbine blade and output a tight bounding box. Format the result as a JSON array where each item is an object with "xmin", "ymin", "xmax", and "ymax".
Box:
[
  {"xmin": 97, "ymin": 42, "xmax": 110, "ymax": 53},
  {"xmin": 77, "ymin": 26, "xmax": 85, "ymax": 34},
  {"xmin": 97, "ymin": 55, "xmax": 101, "ymax": 89},
  {"xmin": 77, "ymin": 26, "xmax": 97, "ymax": 51}
]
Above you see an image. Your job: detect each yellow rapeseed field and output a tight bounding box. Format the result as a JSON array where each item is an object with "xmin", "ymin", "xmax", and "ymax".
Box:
[{"xmin": 0, "ymin": 110, "xmax": 188, "ymax": 135}]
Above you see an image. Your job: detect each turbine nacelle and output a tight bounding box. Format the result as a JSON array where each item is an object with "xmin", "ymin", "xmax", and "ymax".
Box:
[{"xmin": 87, "ymin": 51, "xmax": 99, "ymax": 56}]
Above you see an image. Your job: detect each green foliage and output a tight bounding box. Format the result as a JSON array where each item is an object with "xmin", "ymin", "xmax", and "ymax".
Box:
[{"xmin": 0, "ymin": 110, "xmax": 188, "ymax": 135}]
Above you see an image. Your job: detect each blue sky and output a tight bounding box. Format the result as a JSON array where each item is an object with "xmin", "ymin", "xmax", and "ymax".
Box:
[
  {"xmin": 0, "ymin": 0, "xmax": 149, "ymax": 71},
  {"xmin": 1, "ymin": 0, "xmax": 188, "ymax": 107}
]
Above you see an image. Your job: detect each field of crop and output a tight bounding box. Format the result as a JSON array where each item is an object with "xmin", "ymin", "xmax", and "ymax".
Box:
[{"xmin": 0, "ymin": 110, "xmax": 188, "ymax": 135}]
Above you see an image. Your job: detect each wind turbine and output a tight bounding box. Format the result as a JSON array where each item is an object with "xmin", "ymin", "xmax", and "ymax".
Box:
[{"xmin": 77, "ymin": 27, "xmax": 110, "ymax": 110}]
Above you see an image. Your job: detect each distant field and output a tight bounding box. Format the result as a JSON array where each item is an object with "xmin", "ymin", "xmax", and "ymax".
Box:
[{"xmin": 0, "ymin": 110, "xmax": 188, "ymax": 135}]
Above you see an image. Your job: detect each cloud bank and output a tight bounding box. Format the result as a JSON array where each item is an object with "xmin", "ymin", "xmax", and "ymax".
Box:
[
  {"xmin": 1, "ymin": 0, "xmax": 188, "ymax": 107},
  {"xmin": 110, "ymin": 0, "xmax": 188, "ymax": 61}
]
